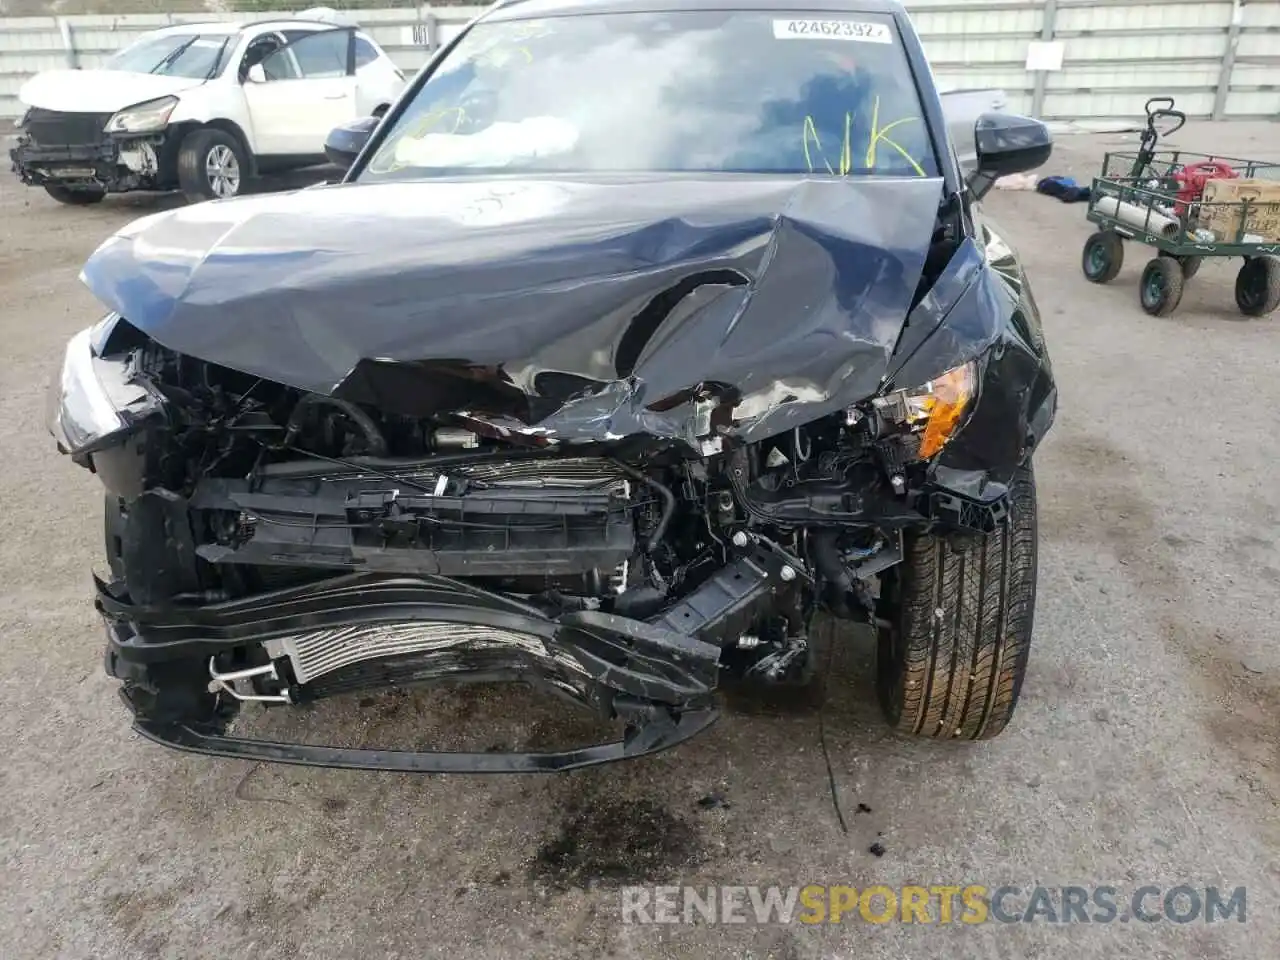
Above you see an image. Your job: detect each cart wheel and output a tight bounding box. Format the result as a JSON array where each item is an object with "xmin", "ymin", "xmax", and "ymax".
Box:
[
  {"xmin": 1082, "ymin": 231, "xmax": 1124, "ymax": 283},
  {"xmin": 1161, "ymin": 253, "xmax": 1202, "ymax": 279},
  {"xmin": 1139, "ymin": 256, "xmax": 1184, "ymax": 317},
  {"xmin": 1235, "ymin": 256, "xmax": 1280, "ymax": 317}
]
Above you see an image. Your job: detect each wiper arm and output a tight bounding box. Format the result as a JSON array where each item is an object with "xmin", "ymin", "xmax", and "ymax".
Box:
[
  {"xmin": 150, "ymin": 35, "xmax": 198, "ymax": 75},
  {"xmin": 203, "ymin": 36, "xmax": 231, "ymax": 81}
]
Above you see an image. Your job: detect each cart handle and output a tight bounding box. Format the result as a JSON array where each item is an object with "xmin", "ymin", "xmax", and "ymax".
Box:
[
  {"xmin": 1143, "ymin": 97, "xmax": 1186, "ymax": 138},
  {"xmin": 1151, "ymin": 108, "xmax": 1187, "ymax": 138}
]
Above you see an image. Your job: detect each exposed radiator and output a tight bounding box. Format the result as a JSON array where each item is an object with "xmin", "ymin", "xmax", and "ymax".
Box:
[
  {"xmin": 266, "ymin": 621, "xmax": 587, "ymax": 685},
  {"xmin": 262, "ymin": 456, "xmax": 630, "ymax": 492}
]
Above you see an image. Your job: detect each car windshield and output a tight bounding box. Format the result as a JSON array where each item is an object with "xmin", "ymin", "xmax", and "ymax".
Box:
[
  {"xmin": 360, "ymin": 9, "xmax": 938, "ymax": 180},
  {"xmin": 105, "ymin": 32, "xmax": 234, "ymax": 79}
]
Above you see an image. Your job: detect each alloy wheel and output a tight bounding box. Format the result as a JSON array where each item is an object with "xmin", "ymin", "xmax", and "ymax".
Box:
[{"xmin": 206, "ymin": 144, "xmax": 241, "ymax": 198}]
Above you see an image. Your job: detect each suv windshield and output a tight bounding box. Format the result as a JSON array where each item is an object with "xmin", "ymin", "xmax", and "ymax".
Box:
[
  {"xmin": 105, "ymin": 33, "xmax": 234, "ymax": 79},
  {"xmin": 361, "ymin": 9, "xmax": 937, "ymax": 180}
]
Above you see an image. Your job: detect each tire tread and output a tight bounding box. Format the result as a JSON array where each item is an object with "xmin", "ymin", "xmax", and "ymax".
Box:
[
  {"xmin": 176, "ymin": 128, "xmax": 246, "ymax": 203},
  {"xmin": 1235, "ymin": 255, "xmax": 1280, "ymax": 317},
  {"xmin": 879, "ymin": 465, "xmax": 1037, "ymax": 740}
]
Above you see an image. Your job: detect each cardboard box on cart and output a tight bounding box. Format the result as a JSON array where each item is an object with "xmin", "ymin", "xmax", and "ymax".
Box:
[{"xmin": 1198, "ymin": 178, "xmax": 1280, "ymax": 243}]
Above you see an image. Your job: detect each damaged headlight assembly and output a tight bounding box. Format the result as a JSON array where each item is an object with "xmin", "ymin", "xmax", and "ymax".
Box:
[
  {"xmin": 859, "ymin": 360, "xmax": 979, "ymax": 460},
  {"xmin": 47, "ymin": 316, "xmax": 154, "ymax": 456},
  {"xmin": 48, "ymin": 327, "xmax": 126, "ymax": 455},
  {"xmin": 104, "ymin": 96, "xmax": 177, "ymax": 135}
]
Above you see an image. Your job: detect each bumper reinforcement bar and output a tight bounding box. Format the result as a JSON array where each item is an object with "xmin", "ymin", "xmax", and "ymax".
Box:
[{"xmin": 133, "ymin": 704, "xmax": 719, "ymax": 773}]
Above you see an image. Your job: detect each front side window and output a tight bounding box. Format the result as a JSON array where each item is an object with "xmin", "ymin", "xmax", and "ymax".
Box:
[
  {"xmin": 105, "ymin": 32, "xmax": 234, "ymax": 79},
  {"xmin": 360, "ymin": 10, "xmax": 936, "ymax": 181},
  {"xmin": 240, "ymin": 32, "xmax": 285, "ymax": 81}
]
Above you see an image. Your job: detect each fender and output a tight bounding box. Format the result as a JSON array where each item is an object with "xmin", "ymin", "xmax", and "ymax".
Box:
[{"xmin": 167, "ymin": 84, "xmax": 259, "ymax": 155}]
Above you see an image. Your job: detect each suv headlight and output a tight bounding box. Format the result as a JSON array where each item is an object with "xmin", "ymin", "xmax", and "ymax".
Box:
[
  {"xmin": 104, "ymin": 96, "xmax": 178, "ymax": 134},
  {"xmin": 48, "ymin": 326, "xmax": 125, "ymax": 455},
  {"xmin": 871, "ymin": 360, "xmax": 978, "ymax": 459},
  {"xmin": 48, "ymin": 319, "xmax": 159, "ymax": 456}
]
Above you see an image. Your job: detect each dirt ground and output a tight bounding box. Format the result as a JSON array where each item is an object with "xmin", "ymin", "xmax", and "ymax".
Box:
[{"xmin": 2, "ymin": 122, "xmax": 1278, "ymax": 960}]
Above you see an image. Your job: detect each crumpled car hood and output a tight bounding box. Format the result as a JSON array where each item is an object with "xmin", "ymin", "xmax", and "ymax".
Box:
[{"xmin": 82, "ymin": 175, "xmax": 945, "ymax": 446}]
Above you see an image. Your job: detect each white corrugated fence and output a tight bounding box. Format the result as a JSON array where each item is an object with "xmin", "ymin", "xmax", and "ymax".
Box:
[{"xmin": 0, "ymin": 0, "xmax": 1277, "ymax": 123}]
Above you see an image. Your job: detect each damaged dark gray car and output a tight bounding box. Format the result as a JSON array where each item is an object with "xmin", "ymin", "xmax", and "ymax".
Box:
[{"xmin": 48, "ymin": 0, "xmax": 1056, "ymax": 772}]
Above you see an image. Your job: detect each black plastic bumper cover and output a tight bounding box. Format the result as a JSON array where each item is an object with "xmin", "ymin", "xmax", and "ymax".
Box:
[
  {"xmin": 11, "ymin": 139, "xmax": 123, "ymax": 187},
  {"xmin": 96, "ymin": 570, "xmax": 736, "ymax": 773},
  {"xmin": 132, "ymin": 707, "xmax": 719, "ymax": 774}
]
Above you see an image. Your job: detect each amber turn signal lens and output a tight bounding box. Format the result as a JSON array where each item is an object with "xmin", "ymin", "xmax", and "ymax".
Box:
[{"xmin": 917, "ymin": 362, "xmax": 978, "ymax": 459}]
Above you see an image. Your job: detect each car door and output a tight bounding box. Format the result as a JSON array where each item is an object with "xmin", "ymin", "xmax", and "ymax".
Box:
[
  {"xmin": 351, "ymin": 32, "xmax": 405, "ymax": 115},
  {"xmin": 241, "ymin": 28, "xmax": 358, "ymax": 157}
]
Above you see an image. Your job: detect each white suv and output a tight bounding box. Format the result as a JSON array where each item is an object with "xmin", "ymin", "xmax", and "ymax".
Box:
[{"xmin": 9, "ymin": 13, "xmax": 406, "ymax": 204}]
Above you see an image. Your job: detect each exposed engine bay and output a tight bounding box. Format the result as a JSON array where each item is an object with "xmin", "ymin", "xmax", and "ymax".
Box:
[
  {"xmin": 79, "ymin": 311, "xmax": 1035, "ymax": 770},
  {"xmin": 52, "ymin": 151, "xmax": 1057, "ymax": 771}
]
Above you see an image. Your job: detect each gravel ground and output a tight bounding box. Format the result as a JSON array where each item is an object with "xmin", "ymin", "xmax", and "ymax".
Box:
[{"xmin": 1, "ymin": 123, "xmax": 1278, "ymax": 960}]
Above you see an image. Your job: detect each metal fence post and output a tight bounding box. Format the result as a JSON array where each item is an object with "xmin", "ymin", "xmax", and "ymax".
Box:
[
  {"xmin": 1213, "ymin": 0, "xmax": 1244, "ymax": 120},
  {"xmin": 56, "ymin": 16, "xmax": 79, "ymax": 70},
  {"xmin": 1030, "ymin": 0, "xmax": 1058, "ymax": 119}
]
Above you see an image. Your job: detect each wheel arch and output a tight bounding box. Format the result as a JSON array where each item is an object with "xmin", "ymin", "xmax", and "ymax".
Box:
[{"xmin": 166, "ymin": 119, "xmax": 258, "ymax": 180}]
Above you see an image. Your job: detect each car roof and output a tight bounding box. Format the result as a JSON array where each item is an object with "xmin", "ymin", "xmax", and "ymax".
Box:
[
  {"xmin": 245, "ymin": 18, "xmax": 353, "ymax": 31},
  {"xmin": 137, "ymin": 21, "xmax": 243, "ymax": 37},
  {"xmin": 486, "ymin": 0, "xmax": 908, "ymax": 19},
  {"xmin": 133, "ymin": 18, "xmax": 351, "ymax": 38}
]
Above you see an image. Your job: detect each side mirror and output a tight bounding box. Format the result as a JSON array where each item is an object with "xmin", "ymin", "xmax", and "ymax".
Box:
[
  {"xmin": 246, "ymin": 63, "xmax": 267, "ymax": 84},
  {"xmin": 966, "ymin": 112, "xmax": 1053, "ymax": 201},
  {"xmin": 324, "ymin": 115, "xmax": 380, "ymax": 171}
]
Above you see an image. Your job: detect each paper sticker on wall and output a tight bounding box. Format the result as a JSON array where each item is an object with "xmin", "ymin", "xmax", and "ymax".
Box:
[{"xmin": 1025, "ymin": 41, "xmax": 1064, "ymax": 72}]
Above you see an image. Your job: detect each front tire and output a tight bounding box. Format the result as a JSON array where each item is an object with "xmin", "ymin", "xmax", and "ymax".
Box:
[
  {"xmin": 177, "ymin": 128, "xmax": 247, "ymax": 203},
  {"xmin": 1139, "ymin": 256, "xmax": 1184, "ymax": 316},
  {"xmin": 44, "ymin": 183, "xmax": 105, "ymax": 205},
  {"xmin": 876, "ymin": 463, "xmax": 1037, "ymax": 740},
  {"xmin": 1081, "ymin": 231, "xmax": 1123, "ymax": 283}
]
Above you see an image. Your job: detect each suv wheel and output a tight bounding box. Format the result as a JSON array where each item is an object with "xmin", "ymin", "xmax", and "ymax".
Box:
[
  {"xmin": 177, "ymin": 129, "xmax": 247, "ymax": 203},
  {"xmin": 876, "ymin": 462, "xmax": 1038, "ymax": 740},
  {"xmin": 44, "ymin": 184, "xmax": 106, "ymax": 205}
]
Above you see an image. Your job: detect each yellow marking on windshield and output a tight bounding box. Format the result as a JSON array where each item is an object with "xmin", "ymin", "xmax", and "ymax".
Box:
[
  {"xmin": 473, "ymin": 19, "xmax": 548, "ymax": 68},
  {"xmin": 803, "ymin": 116, "xmax": 834, "ymax": 175},
  {"xmin": 865, "ymin": 96, "xmax": 926, "ymax": 176},
  {"xmin": 840, "ymin": 111, "xmax": 852, "ymax": 175},
  {"xmin": 407, "ymin": 106, "xmax": 467, "ymax": 138},
  {"xmin": 506, "ymin": 20, "xmax": 554, "ymax": 42},
  {"xmin": 803, "ymin": 97, "xmax": 926, "ymax": 177},
  {"xmin": 374, "ymin": 107, "xmax": 469, "ymax": 172},
  {"xmin": 476, "ymin": 44, "xmax": 533, "ymax": 68}
]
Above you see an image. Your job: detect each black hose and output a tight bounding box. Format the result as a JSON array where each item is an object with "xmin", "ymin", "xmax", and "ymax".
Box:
[
  {"xmin": 283, "ymin": 393, "xmax": 388, "ymax": 457},
  {"xmin": 811, "ymin": 529, "xmax": 855, "ymax": 617},
  {"xmin": 611, "ymin": 460, "xmax": 675, "ymax": 553}
]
